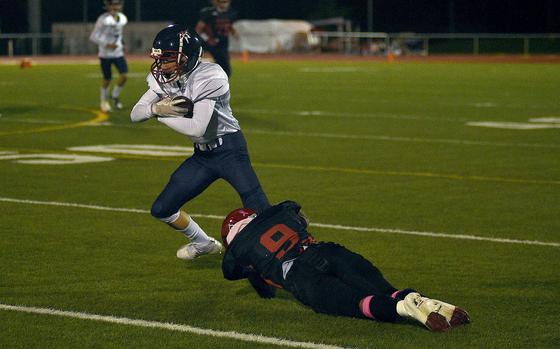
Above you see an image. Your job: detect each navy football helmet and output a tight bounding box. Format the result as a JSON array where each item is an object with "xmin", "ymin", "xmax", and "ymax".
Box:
[{"xmin": 150, "ymin": 25, "xmax": 203, "ymax": 84}]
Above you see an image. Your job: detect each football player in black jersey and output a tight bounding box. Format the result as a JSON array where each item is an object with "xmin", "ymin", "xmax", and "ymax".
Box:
[
  {"xmin": 196, "ymin": 0, "xmax": 238, "ymax": 77},
  {"xmin": 221, "ymin": 201, "xmax": 471, "ymax": 332}
]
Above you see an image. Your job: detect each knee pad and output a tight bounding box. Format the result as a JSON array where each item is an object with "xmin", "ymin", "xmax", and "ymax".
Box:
[{"xmin": 150, "ymin": 199, "xmax": 178, "ymax": 220}]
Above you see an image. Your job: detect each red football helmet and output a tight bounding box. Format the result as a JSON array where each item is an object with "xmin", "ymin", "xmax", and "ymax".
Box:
[{"xmin": 221, "ymin": 208, "xmax": 256, "ymax": 247}]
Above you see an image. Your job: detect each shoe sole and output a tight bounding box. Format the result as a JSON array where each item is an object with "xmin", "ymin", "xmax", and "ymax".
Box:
[
  {"xmin": 425, "ymin": 307, "xmax": 471, "ymax": 332},
  {"xmin": 450, "ymin": 307, "xmax": 471, "ymax": 327},
  {"xmin": 425, "ymin": 312, "xmax": 451, "ymax": 332}
]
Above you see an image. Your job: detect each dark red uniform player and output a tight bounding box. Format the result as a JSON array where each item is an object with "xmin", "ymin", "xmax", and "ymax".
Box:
[
  {"xmin": 221, "ymin": 201, "xmax": 471, "ymax": 332},
  {"xmin": 196, "ymin": 0, "xmax": 238, "ymax": 77}
]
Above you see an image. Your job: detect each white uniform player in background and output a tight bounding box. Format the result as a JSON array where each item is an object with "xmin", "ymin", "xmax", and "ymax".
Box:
[
  {"xmin": 89, "ymin": 0, "xmax": 128, "ymax": 112},
  {"xmin": 130, "ymin": 25, "xmax": 269, "ymax": 261}
]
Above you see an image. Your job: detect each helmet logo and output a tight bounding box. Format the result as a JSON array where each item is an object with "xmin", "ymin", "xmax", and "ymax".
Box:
[{"xmin": 150, "ymin": 48, "xmax": 163, "ymax": 58}]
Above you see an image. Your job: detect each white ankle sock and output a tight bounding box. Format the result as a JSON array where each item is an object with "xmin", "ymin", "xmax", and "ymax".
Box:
[
  {"xmin": 100, "ymin": 87, "xmax": 109, "ymax": 102},
  {"xmin": 112, "ymin": 85, "xmax": 122, "ymax": 99},
  {"xmin": 181, "ymin": 218, "xmax": 211, "ymax": 244}
]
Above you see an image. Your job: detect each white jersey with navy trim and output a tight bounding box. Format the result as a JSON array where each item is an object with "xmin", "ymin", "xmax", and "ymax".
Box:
[
  {"xmin": 89, "ymin": 12, "xmax": 128, "ymax": 58},
  {"xmin": 131, "ymin": 62, "xmax": 240, "ymax": 144}
]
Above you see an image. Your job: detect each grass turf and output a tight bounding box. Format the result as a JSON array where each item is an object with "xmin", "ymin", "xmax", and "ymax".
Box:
[{"xmin": 0, "ymin": 59, "xmax": 559, "ymax": 348}]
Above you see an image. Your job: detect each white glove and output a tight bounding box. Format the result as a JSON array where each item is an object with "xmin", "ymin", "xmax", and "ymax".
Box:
[{"xmin": 151, "ymin": 97, "xmax": 190, "ymax": 117}]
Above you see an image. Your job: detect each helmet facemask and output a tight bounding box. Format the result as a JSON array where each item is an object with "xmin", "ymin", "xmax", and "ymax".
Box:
[
  {"xmin": 150, "ymin": 49, "xmax": 188, "ymax": 84},
  {"xmin": 150, "ymin": 30, "xmax": 202, "ymax": 84}
]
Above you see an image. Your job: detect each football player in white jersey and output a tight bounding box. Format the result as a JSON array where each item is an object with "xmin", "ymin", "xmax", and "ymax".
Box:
[
  {"xmin": 89, "ymin": 0, "xmax": 128, "ymax": 112},
  {"xmin": 131, "ymin": 25, "xmax": 270, "ymax": 261}
]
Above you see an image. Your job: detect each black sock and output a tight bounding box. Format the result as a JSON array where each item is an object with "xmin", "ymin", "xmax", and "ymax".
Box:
[
  {"xmin": 391, "ymin": 288, "xmax": 417, "ymax": 301},
  {"xmin": 361, "ymin": 295, "xmax": 399, "ymax": 323}
]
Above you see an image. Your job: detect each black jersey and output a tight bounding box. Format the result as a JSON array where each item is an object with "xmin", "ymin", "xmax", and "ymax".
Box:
[
  {"xmin": 222, "ymin": 201, "xmax": 314, "ymax": 287},
  {"xmin": 199, "ymin": 6, "xmax": 238, "ymax": 46}
]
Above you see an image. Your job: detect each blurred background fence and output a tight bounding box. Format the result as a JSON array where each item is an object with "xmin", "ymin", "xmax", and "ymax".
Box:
[{"xmin": 1, "ymin": 26, "xmax": 559, "ymax": 57}]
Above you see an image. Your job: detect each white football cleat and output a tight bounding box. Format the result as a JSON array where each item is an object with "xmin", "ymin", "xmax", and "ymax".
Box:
[
  {"xmin": 176, "ymin": 237, "xmax": 223, "ymax": 261},
  {"xmin": 100, "ymin": 101, "xmax": 112, "ymax": 112},
  {"xmin": 402, "ymin": 293, "xmax": 470, "ymax": 332}
]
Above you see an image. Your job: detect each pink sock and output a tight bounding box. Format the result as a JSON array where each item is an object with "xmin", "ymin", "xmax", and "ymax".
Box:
[{"xmin": 360, "ymin": 295, "xmax": 375, "ymax": 319}]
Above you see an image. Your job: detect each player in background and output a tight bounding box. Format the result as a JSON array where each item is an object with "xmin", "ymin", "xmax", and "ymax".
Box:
[
  {"xmin": 130, "ymin": 25, "xmax": 269, "ymax": 261},
  {"xmin": 196, "ymin": 0, "xmax": 238, "ymax": 77},
  {"xmin": 89, "ymin": 0, "xmax": 128, "ymax": 112},
  {"xmin": 221, "ymin": 201, "xmax": 471, "ymax": 332}
]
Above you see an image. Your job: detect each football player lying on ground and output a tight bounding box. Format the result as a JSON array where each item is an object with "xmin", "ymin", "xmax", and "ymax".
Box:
[{"xmin": 220, "ymin": 201, "xmax": 471, "ymax": 332}]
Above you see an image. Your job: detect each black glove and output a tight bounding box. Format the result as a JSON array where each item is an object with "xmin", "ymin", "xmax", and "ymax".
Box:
[{"xmin": 247, "ymin": 272, "xmax": 276, "ymax": 299}]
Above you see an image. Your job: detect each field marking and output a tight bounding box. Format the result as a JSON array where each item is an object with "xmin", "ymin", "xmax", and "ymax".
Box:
[
  {"xmin": 253, "ymin": 162, "xmax": 560, "ymax": 186},
  {"xmin": 530, "ymin": 117, "xmax": 560, "ymax": 123},
  {"xmin": 85, "ymin": 72, "xmax": 147, "ymax": 79},
  {"xmin": 2, "ymin": 111, "xmax": 558, "ymax": 149},
  {"xmin": 0, "ymin": 144, "xmax": 557, "ymax": 185},
  {"xmin": 244, "ymin": 129, "xmax": 560, "ymax": 149},
  {"xmin": 467, "ymin": 121, "xmax": 560, "ymax": 130},
  {"xmin": 68, "ymin": 144, "xmax": 194, "ymax": 157},
  {"xmin": 0, "ymin": 118, "xmax": 68, "ymax": 125},
  {"xmin": 0, "ymin": 153, "xmax": 114, "ymax": 165},
  {"xmin": 236, "ymin": 107, "xmax": 466, "ymax": 122},
  {"xmin": 0, "ymin": 197, "xmax": 558, "ymax": 248},
  {"xmin": 0, "ymin": 107, "xmax": 108, "ymax": 136},
  {"xmin": 0, "ymin": 304, "xmax": 345, "ymax": 349}
]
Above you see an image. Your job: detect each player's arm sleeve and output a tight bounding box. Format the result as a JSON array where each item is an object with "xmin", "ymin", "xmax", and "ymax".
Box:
[
  {"xmin": 277, "ymin": 200, "xmax": 309, "ymax": 228},
  {"xmin": 278, "ymin": 200, "xmax": 302, "ymax": 214},
  {"xmin": 156, "ymin": 76, "xmax": 228, "ymax": 136},
  {"xmin": 222, "ymin": 251, "xmax": 251, "ymax": 281},
  {"xmin": 89, "ymin": 18, "xmax": 107, "ymax": 45},
  {"xmin": 130, "ymin": 89, "xmax": 159, "ymax": 122},
  {"xmin": 156, "ymin": 98, "xmax": 214, "ymax": 137},
  {"xmin": 247, "ymin": 272, "xmax": 276, "ymax": 299}
]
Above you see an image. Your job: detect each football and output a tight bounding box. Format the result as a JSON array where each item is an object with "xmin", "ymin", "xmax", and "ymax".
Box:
[{"xmin": 172, "ymin": 96, "xmax": 194, "ymax": 118}]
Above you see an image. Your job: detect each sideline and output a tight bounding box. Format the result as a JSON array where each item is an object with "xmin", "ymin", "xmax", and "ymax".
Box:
[
  {"xmin": 0, "ymin": 196, "xmax": 557, "ymax": 248},
  {"xmin": 0, "ymin": 303, "xmax": 346, "ymax": 349}
]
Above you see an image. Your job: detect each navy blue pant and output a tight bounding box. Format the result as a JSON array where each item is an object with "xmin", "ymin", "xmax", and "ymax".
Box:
[
  {"xmin": 151, "ymin": 131, "xmax": 270, "ymax": 219},
  {"xmin": 100, "ymin": 56, "xmax": 128, "ymax": 80},
  {"xmin": 284, "ymin": 242, "xmax": 399, "ymax": 321}
]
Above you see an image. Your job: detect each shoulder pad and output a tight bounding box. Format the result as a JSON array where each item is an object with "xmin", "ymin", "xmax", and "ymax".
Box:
[
  {"xmin": 118, "ymin": 13, "xmax": 128, "ymax": 25},
  {"xmin": 146, "ymin": 73, "xmax": 164, "ymax": 94}
]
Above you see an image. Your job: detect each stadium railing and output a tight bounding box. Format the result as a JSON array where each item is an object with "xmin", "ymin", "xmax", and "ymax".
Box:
[
  {"xmin": 1, "ymin": 32, "xmax": 560, "ymax": 56},
  {"xmin": 314, "ymin": 32, "xmax": 560, "ymax": 55}
]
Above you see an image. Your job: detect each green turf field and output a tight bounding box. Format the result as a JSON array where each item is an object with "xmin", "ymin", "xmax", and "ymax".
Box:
[{"xmin": 1, "ymin": 59, "xmax": 559, "ymax": 348}]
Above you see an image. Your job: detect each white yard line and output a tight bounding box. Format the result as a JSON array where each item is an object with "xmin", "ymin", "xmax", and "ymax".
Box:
[
  {"xmin": 0, "ymin": 197, "xmax": 557, "ymax": 248},
  {"xmin": 235, "ymin": 107, "xmax": 465, "ymax": 122},
  {"xmin": 0, "ymin": 304, "xmax": 346, "ymax": 349},
  {"xmin": 244, "ymin": 129, "xmax": 560, "ymax": 149}
]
